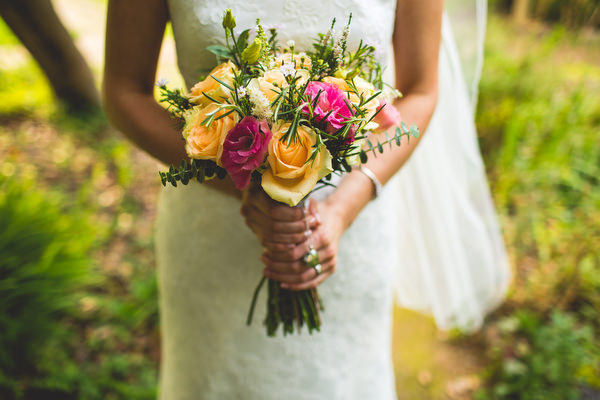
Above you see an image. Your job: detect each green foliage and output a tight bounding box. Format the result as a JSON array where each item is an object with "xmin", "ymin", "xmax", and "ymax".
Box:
[
  {"xmin": 0, "ymin": 176, "xmax": 95, "ymax": 396},
  {"xmin": 476, "ymin": 311, "xmax": 598, "ymax": 399},
  {"xmin": 159, "ymin": 158, "xmax": 226, "ymax": 187},
  {"xmin": 0, "ymin": 18, "xmax": 19, "ymax": 45},
  {"xmin": 0, "ymin": 59, "xmax": 54, "ymax": 117},
  {"xmin": 489, "ymin": 0, "xmax": 600, "ymax": 28},
  {"xmin": 477, "ymin": 17, "xmax": 600, "ymax": 325},
  {"xmin": 476, "ymin": 15, "xmax": 600, "ymax": 396}
]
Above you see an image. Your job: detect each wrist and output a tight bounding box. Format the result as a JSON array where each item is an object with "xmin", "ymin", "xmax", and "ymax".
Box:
[{"xmin": 324, "ymin": 170, "xmax": 374, "ymax": 232}]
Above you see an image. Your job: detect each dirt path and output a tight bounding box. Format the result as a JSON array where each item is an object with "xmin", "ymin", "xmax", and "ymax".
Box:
[{"xmin": 52, "ymin": 1, "xmax": 488, "ymax": 398}]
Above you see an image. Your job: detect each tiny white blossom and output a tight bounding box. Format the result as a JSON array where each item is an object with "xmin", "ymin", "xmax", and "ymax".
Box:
[
  {"xmin": 237, "ymin": 87, "xmax": 247, "ymax": 97},
  {"xmin": 333, "ymin": 41, "xmax": 343, "ymax": 62},
  {"xmin": 286, "ymin": 39, "xmax": 295, "ymax": 48},
  {"xmin": 248, "ymin": 85, "xmax": 273, "ymax": 121},
  {"xmin": 155, "ymin": 78, "xmax": 168, "ymax": 87},
  {"xmin": 322, "ymin": 28, "xmax": 335, "ymax": 46},
  {"xmin": 279, "ymin": 62, "xmax": 295, "ymax": 77}
]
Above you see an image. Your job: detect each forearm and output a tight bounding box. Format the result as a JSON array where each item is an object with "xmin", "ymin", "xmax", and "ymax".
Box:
[
  {"xmin": 103, "ymin": 85, "xmax": 241, "ymax": 198},
  {"xmin": 103, "ymin": 0, "xmax": 239, "ymax": 198},
  {"xmin": 325, "ymin": 90, "xmax": 438, "ymax": 231}
]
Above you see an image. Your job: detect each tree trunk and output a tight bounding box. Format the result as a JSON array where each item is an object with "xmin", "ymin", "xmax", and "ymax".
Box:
[
  {"xmin": 512, "ymin": 0, "xmax": 530, "ymax": 24},
  {"xmin": 0, "ymin": 0, "xmax": 100, "ymax": 113}
]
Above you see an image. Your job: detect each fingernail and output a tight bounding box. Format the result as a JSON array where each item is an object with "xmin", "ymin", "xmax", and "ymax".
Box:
[
  {"xmin": 304, "ymin": 230, "xmax": 311, "ymax": 237},
  {"xmin": 280, "ymin": 283, "xmax": 289, "ymax": 289},
  {"xmin": 315, "ymin": 212, "xmax": 322, "ymax": 224},
  {"xmin": 286, "ymin": 243, "xmax": 295, "ymax": 249}
]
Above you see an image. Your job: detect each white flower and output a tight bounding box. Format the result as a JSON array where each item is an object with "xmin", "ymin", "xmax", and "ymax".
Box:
[
  {"xmin": 155, "ymin": 78, "xmax": 168, "ymax": 87},
  {"xmin": 247, "ymin": 83, "xmax": 273, "ymax": 121},
  {"xmin": 237, "ymin": 87, "xmax": 247, "ymax": 97},
  {"xmin": 279, "ymin": 62, "xmax": 295, "ymax": 77},
  {"xmin": 286, "ymin": 39, "xmax": 295, "ymax": 48},
  {"xmin": 333, "ymin": 42, "xmax": 342, "ymax": 61}
]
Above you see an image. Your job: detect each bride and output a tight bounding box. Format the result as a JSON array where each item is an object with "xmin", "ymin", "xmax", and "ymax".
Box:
[{"xmin": 103, "ymin": 0, "xmax": 509, "ymax": 398}]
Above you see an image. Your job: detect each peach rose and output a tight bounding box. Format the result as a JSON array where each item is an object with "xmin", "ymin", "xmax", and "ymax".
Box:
[
  {"xmin": 188, "ymin": 61, "xmax": 235, "ymax": 106},
  {"xmin": 250, "ymin": 68, "xmax": 310, "ymax": 103},
  {"xmin": 261, "ymin": 122, "xmax": 333, "ymax": 206},
  {"xmin": 323, "ymin": 76, "xmax": 380, "ymax": 120},
  {"xmin": 274, "ymin": 52, "xmax": 312, "ymax": 69},
  {"xmin": 182, "ymin": 103, "xmax": 239, "ymax": 165}
]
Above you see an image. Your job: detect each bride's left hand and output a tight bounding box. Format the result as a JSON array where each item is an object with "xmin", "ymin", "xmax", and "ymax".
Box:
[{"xmin": 261, "ymin": 199, "xmax": 345, "ymax": 290}]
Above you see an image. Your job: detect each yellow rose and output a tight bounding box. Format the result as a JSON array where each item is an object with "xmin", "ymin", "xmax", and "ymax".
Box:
[
  {"xmin": 323, "ymin": 76, "xmax": 380, "ymax": 120},
  {"xmin": 251, "ymin": 70, "xmax": 286, "ymax": 103},
  {"xmin": 188, "ymin": 61, "xmax": 235, "ymax": 106},
  {"xmin": 261, "ymin": 122, "xmax": 333, "ymax": 206},
  {"xmin": 250, "ymin": 68, "xmax": 309, "ymax": 103},
  {"xmin": 274, "ymin": 52, "xmax": 312, "ymax": 69},
  {"xmin": 182, "ymin": 103, "xmax": 239, "ymax": 165}
]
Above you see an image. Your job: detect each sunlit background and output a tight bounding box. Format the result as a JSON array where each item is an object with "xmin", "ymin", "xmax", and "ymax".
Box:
[{"xmin": 0, "ymin": 0, "xmax": 598, "ymax": 399}]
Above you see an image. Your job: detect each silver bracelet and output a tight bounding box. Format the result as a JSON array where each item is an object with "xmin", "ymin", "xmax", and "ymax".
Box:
[{"xmin": 358, "ymin": 166, "xmax": 382, "ymax": 199}]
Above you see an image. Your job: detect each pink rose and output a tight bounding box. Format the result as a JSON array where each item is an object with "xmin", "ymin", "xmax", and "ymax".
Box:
[
  {"xmin": 373, "ymin": 101, "xmax": 402, "ymax": 131},
  {"xmin": 221, "ymin": 116, "xmax": 272, "ymax": 190},
  {"xmin": 303, "ymin": 81, "xmax": 355, "ymax": 140}
]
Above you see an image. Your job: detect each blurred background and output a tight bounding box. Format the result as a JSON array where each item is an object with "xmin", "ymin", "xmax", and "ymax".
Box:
[{"xmin": 0, "ymin": 0, "xmax": 598, "ymax": 399}]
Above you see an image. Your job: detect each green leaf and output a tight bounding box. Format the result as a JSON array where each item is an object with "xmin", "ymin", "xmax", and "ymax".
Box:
[
  {"xmin": 360, "ymin": 151, "xmax": 368, "ymax": 163},
  {"xmin": 409, "ymin": 123, "xmax": 420, "ymax": 138},
  {"xmin": 237, "ymin": 29, "xmax": 250, "ymax": 52},
  {"xmin": 394, "ymin": 127, "xmax": 402, "ymax": 145},
  {"xmin": 206, "ymin": 45, "xmax": 233, "ymax": 60}
]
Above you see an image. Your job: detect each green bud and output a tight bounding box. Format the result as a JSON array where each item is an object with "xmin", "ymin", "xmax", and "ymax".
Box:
[
  {"xmin": 242, "ymin": 39, "xmax": 262, "ymax": 64},
  {"xmin": 222, "ymin": 9, "xmax": 236, "ymax": 30},
  {"xmin": 346, "ymin": 69, "xmax": 360, "ymax": 80},
  {"xmin": 334, "ymin": 67, "xmax": 348, "ymax": 79}
]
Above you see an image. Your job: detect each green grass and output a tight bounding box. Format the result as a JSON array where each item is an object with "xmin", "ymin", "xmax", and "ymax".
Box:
[
  {"xmin": 475, "ymin": 16, "xmax": 600, "ymax": 397},
  {"xmin": 0, "ymin": 19, "xmax": 19, "ymax": 46}
]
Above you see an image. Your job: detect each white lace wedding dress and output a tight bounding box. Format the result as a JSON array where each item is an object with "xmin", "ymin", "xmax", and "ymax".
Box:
[{"xmin": 155, "ymin": 1, "xmax": 509, "ymax": 399}]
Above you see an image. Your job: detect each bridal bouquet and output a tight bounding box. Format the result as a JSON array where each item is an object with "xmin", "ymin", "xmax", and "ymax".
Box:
[{"xmin": 157, "ymin": 9, "xmax": 418, "ymax": 336}]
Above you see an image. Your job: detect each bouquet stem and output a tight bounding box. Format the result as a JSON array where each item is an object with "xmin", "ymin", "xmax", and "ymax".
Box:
[{"xmin": 246, "ymin": 277, "xmax": 322, "ymax": 336}]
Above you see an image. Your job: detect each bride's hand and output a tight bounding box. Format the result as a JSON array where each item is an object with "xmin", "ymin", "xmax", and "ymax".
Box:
[
  {"xmin": 240, "ymin": 184, "xmax": 320, "ymax": 249},
  {"xmin": 262, "ymin": 199, "xmax": 345, "ymax": 290}
]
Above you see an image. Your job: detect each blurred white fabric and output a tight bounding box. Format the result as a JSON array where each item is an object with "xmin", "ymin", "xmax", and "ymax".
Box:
[{"xmin": 391, "ymin": 0, "xmax": 511, "ymax": 332}]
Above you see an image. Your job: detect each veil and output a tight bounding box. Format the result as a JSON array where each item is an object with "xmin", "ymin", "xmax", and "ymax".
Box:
[
  {"xmin": 390, "ymin": 0, "xmax": 511, "ymax": 332},
  {"xmin": 446, "ymin": 0, "xmax": 488, "ymax": 111}
]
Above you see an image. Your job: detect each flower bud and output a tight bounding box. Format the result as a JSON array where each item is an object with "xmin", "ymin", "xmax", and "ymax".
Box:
[
  {"xmin": 242, "ymin": 39, "xmax": 262, "ymax": 64},
  {"xmin": 334, "ymin": 67, "xmax": 348, "ymax": 79},
  {"xmin": 222, "ymin": 9, "xmax": 236, "ymax": 30}
]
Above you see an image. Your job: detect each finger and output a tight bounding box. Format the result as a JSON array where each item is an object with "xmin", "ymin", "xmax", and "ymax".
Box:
[
  {"xmin": 261, "ymin": 241, "xmax": 296, "ymax": 253},
  {"xmin": 248, "ymin": 191, "xmax": 304, "ymax": 222},
  {"xmin": 268, "ymin": 217, "xmax": 318, "ymax": 234},
  {"xmin": 262, "ymin": 253, "xmax": 309, "ymax": 274},
  {"xmin": 245, "ymin": 204, "xmax": 319, "ymax": 235},
  {"xmin": 242, "ymin": 205, "xmax": 269, "ymax": 229},
  {"xmin": 307, "ymin": 198, "xmax": 321, "ymax": 224},
  {"xmin": 281, "ymin": 271, "xmax": 332, "ymax": 290},
  {"xmin": 267, "ymin": 204, "xmax": 305, "ymax": 222},
  {"xmin": 262, "ymin": 257, "xmax": 335, "ymax": 285},
  {"xmin": 262, "ymin": 247, "xmax": 335, "ymax": 274},
  {"xmin": 264, "ymin": 231, "xmax": 334, "ymax": 262},
  {"xmin": 243, "ymin": 188, "xmax": 297, "ymax": 222},
  {"xmin": 262, "ymin": 231, "xmax": 311, "ymax": 244}
]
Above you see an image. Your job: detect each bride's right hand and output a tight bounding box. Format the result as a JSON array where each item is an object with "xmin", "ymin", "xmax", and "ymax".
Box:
[{"xmin": 240, "ymin": 184, "xmax": 320, "ymax": 250}]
